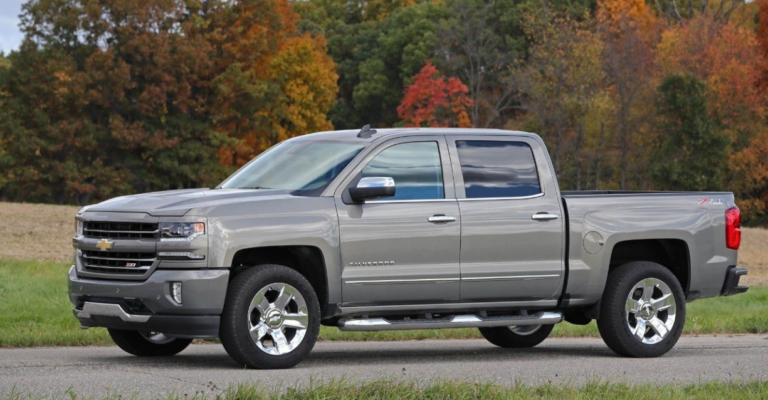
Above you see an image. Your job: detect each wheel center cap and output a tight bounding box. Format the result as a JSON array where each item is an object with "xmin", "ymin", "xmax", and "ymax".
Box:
[
  {"xmin": 265, "ymin": 309, "xmax": 283, "ymax": 328},
  {"xmin": 640, "ymin": 304, "xmax": 655, "ymax": 320}
]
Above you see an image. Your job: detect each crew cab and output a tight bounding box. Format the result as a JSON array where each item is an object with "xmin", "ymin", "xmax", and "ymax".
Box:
[{"xmin": 69, "ymin": 128, "xmax": 748, "ymax": 368}]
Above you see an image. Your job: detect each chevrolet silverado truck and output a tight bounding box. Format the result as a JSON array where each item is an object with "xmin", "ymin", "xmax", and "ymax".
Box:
[{"xmin": 70, "ymin": 127, "xmax": 749, "ymax": 369}]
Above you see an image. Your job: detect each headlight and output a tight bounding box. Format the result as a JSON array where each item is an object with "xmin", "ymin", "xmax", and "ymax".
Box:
[
  {"xmin": 75, "ymin": 220, "xmax": 83, "ymax": 236},
  {"xmin": 159, "ymin": 222, "xmax": 205, "ymax": 241}
]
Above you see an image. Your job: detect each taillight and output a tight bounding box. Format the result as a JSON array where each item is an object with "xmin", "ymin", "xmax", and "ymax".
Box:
[{"xmin": 725, "ymin": 206, "xmax": 741, "ymax": 250}]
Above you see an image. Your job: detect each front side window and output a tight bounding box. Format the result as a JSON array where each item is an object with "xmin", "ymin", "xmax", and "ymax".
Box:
[
  {"xmin": 456, "ymin": 140, "xmax": 541, "ymax": 199},
  {"xmin": 362, "ymin": 142, "xmax": 444, "ymax": 201},
  {"xmin": 219, "ymin": 140, "xmax": 364, "ymax": 196}
]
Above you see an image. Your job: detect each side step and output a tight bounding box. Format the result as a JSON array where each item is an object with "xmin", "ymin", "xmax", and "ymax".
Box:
[{"xmin": 337, "ymin": 311, "xmax": 563, "ymax": 331}]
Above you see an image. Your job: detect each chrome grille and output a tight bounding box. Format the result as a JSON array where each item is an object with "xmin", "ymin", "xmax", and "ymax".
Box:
[
  {"xmin": 82, "ymin": 250, "xmax": 156, "ymax": 275},
  {"xmin": 83, "ymin": 222, "xmax": 158, "ymax": 239}
]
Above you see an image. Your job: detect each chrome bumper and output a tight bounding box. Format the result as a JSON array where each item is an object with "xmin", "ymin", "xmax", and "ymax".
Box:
[{"xmin": 74, "ymin": 302, "xmax": 150, "ymax": 323}]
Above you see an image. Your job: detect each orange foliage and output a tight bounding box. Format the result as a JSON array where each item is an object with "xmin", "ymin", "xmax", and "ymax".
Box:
[
  {"xmin": 596, "ymin": 0, "xmax": 658, "ymax": 40},
  {"xmin": 656, "ymin": 15, "xmax": 764, "ymax": 122},
  {"xmin": 397, "ymin": 61, "xmax": 472, "ymax": 128},
  {"xmin": 211, "ymin": 0, "xmax": 337, "ymax": 167},
  {"xmin": 758, "ymin": 0, "xmax": 768, "ymax": 92},
  {"xmin": 657, "ymin": 14, "xmax": 768, "ymax": 214}
]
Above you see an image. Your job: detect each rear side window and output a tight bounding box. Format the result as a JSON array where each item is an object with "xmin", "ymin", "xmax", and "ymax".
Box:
[{"xmin": 455, "ymin": 141, "xmax": 541, "ymax": 199}]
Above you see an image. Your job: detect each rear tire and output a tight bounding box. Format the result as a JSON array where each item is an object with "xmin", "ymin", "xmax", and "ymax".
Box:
[
  {"xmin": 219, "ymin": 264, "xmax": 320, "ymax": 369},
  {"xmin": 108, "ymin": 329, "xmax": 192, "ymax": 357},
  {"xmin": 597, "ymin": 261, "xmax": 686, "ymax": 357},
  {"xmin": 479, "ymin": 324, "xmax": 554, "ymax": 348}
]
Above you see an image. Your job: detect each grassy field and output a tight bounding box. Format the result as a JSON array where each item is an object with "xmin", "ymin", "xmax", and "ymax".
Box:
[
  {"xmin": 5, "ymin": 380, "xmax": 768, "ymax": 400},
  {"xmin": 1, "ymin": 257, "xmax": 766, "ymax": 347},
  {"xmin": 2, "ymin": 201, "xmax": 767, "ymax": 285}
]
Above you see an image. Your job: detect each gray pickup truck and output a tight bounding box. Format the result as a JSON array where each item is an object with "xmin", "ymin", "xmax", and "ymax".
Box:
[{"xmin": 70, "ymin": 127, "xmax": 748, "ymax": 369}]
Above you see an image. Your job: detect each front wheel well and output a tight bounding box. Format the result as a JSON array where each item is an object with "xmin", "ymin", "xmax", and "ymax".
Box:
[
  {"xmin": 608, "ymin": 239, "xmax": 690, "ymax": 294},
  {"xmin": 229, "ymin": 246, "xmax": 328, "ymax": 309}
]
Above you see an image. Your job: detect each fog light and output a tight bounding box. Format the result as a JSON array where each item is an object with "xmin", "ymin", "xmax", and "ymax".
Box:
[{"xmin": 171, "ymin": 282, "xmax": 182, "ymax": 304}]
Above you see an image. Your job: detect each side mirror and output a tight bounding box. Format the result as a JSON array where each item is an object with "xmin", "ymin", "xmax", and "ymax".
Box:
[{"xmin": 349, "ymin": 177, "xmax": 396, "ymax": 203}]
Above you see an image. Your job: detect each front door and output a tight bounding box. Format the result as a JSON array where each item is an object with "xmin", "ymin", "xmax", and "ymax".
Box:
[
  {"xmin": 447, "ymin": 136, "xmax": 564, "ymax": 302},
  {"xmin": 336, "ymin": 137, "xmax": 461, "ymax": 306}
]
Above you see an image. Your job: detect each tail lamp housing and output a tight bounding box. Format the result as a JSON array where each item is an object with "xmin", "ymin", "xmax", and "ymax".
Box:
[{"xmin": 725, "ymin": 206, "xmax": 741, "ymax": 250}]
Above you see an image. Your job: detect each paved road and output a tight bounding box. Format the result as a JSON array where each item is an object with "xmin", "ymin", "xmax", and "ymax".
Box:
[{"xmin": 1, "ymin": 335, "xmax": 766, "ymax": 397}]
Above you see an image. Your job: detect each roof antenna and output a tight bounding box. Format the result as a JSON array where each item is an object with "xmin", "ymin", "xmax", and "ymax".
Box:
[{"xmin": 357, "ymin": 124, "xmax": 377, "ymax": 138}]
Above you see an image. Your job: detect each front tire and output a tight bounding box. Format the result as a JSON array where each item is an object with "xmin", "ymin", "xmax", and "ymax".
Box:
[
  {"xmin": 108, "ymin": 329, "xmax": 192, "ymax": 357},
  {"xmin": 597, "ymin": 261, "xmax": 686, "ymax": 357},
  {"xmin": 479, "ymin": 324, "xmax": 554, "ymax": 348},
  {"xmin": 219, "ymin": 264, "xmax": 320, "ymax": 369}
]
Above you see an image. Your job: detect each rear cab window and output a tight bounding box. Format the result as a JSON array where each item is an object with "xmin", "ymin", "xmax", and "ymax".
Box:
[{"xmin": 454, "ymin": 140, "xmax": 542, "ymax": 198}]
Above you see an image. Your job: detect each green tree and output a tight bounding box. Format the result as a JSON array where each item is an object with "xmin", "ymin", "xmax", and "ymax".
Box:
[{"xmin": 652, "ymin": 73, "xmax": 730, "ymax": 191}]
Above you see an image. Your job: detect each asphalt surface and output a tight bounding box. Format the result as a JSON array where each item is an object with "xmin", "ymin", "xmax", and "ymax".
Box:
[{"xmin": 1, "ymin": 335, "xmax": 766, "ymax": 397}]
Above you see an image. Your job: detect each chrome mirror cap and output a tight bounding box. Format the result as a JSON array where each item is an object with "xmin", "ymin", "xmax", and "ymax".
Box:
[
  {"xmin": 357, "ymin": 177, "xmax": 395, "ymax": 189},
  {"xmin": 349, "ymin": 177, "xmax": 396, "ymax": 202}
]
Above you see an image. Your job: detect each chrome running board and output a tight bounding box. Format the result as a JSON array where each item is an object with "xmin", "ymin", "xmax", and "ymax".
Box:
[{"xmin": 337, "ymin": 311, "xmax": 562, "ymax": 331}]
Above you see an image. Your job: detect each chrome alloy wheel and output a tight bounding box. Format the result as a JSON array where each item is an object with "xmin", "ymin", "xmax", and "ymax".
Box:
[
  {"xmin": 139, "ymin": 331, "xmax": 175, "ymax": 344},
  {"xmin": 248, "ymin": 282, "xmax": 309, "ymax": 356},
  {"xmin": 509, "ymin": 325, "xmax": 542, "ymax": 336},
  {"xmin": 625, "ymin": 278, "xmax": 676, "ymax": 344}
]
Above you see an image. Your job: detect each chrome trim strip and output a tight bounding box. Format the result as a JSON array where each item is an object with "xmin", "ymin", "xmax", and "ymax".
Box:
[
  {"xmin": 462, "ymin": 274, "xmax": 561, "ymax": 282},
  {"xmin": 83, "ymin": 263, "xmax": 151, "ymax": 271},
  {"xmin": 84, "ymin": 229, "xmax": 159, "ymax": 234},
  {"xmin": 366, "ymin": 199, "xmax": 456, "ymax": 204},
  {"xmin": 74, "ymin": 302, "xmax": 150, "ymax": 323},
  {"xmin": 345, "ymin": 277, "xmax": 460, "ymax": 285},
  {"xmin": 83, "ymin": 255, "xmax": 157, "ymax": 262},
  {"xmin": 458, "ymin": 192, "xmax": 545, "ymax": 201},
  {"xmin": 338, "ymin": 311, "xmax": 563, "ymax": 331},
  {"xmin": 345, "ymin": 275, "xmax": 559, "ymax": 285}
]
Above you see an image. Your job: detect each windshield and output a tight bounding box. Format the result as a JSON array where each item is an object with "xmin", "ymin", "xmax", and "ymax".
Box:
[{"xmin": 219, "ymin": 140, "xmax": 365, "ymax": 196}]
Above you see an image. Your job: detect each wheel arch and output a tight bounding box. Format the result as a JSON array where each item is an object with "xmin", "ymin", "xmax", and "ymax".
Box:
[
  {"xmin": 608, "ymin": 239, "xmax": 691, "ymax": 295},
  {"xmin": 229, "ymin": 246, "xmax": 329, "ymax": 311}
]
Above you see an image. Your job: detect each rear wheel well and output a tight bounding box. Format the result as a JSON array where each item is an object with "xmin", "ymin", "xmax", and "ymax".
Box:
[
  {"xmin": 608, "ymin": 239, "xmax": 690, "ymax": 294},
  {"xmin": 229, "ymin": 246, "xmax": 328, "ymax": 308}
]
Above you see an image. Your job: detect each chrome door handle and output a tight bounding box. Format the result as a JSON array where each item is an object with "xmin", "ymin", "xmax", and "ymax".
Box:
[
  {"xmin": 428, "ymin": 215, "xmax": 456, "ymax": 223},
  {"xmin": 531, "ymin": 213, "xmax": 559, "ymax": 221}
]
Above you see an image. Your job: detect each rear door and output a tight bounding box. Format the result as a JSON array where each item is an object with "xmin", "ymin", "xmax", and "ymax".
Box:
[
  {"xmin": 446, "ymin": 135, "xmax": 564, "ymax": 302},
  {"xmin": 335, "ymin": 136, "xmax": 461, "ymax": 305}
]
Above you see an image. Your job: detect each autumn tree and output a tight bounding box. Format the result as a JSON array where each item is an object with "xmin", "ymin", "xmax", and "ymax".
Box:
[
  {"xmin": 596, "ymin": 0, "xmax": 658, "ymax": 189},
  {"xmin": 397, "ymin": 61, "xmax": 472, "ymax": 127},
  {"xmin": 513, "ymin": 13, "xmax": 607, "ymax": 190},
  {"xmin": 652, "ymin": 74, "xmax": 730, "ymax": 190},
  {"xmin": 0, "ymin": 0, "xmax": 338, "ymax": 203},
  {"xmin": 656, "ymin": 14, "xmax": 768, "ymax": 216}
]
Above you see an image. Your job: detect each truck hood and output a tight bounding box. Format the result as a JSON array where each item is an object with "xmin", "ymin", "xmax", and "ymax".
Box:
[{"xmin": 83, "ymin": 188, "xmax": 293, "ymax": 217}]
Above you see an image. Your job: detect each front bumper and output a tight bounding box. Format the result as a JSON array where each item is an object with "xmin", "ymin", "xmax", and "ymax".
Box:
[
  {"xmin": 720, "ymin": 266, "xmax": 749, "ymax": 296},
  {"xmin": 68, "ymin": 266, "xmax": 229, "ymax": 338}
]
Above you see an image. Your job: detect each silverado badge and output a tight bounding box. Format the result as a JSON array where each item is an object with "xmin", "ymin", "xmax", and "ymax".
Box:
[{"xmin": 96, "ymin": 239, "xmax": 114, "ymax": 251}]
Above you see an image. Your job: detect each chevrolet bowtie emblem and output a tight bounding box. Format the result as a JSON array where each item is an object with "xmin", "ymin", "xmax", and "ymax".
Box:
[{"xmin": 96, "ymin": 239, "xmax": 114, "ymax": 251}]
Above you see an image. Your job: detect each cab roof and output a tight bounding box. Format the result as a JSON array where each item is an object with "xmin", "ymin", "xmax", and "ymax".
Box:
[{"xmin": 290, "ymin": 127, "xmax": 542, "ymax": 143}]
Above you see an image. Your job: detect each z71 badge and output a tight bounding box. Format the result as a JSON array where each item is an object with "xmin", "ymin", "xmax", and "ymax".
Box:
[{"xmin": 698, "ymin": 198, "xmax": 723, "ymax": 205}]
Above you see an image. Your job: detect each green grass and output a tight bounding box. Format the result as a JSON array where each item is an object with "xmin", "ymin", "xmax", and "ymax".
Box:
[
  {"xmin": 1, "ymin": 258, "xmax": 766, "ymax": 347},
  {"xmin": 4, "ymin": 380, "xmax": 768, "ymax": 400}
]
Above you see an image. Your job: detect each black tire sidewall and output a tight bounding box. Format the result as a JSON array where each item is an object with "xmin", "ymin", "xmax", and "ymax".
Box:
[
  {"xmin": 219, "ymin": 264, "xmax": 321, "ymax": 369},
  {"xmin": 479, "ymin": 324, "xmax": 554, "ymax": 348},
  {"xmin": 108, "ymin": 329, "xmax": 192, "ymax": 357},
  {"xmin": 597, "ymin": 261, "xmax": 686, "ymax": 358}
]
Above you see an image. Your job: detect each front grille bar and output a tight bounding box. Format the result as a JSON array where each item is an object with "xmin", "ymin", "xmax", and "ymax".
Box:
[
  {"xmin": 83, "ymin": 254, "xmax": 157, "ymax": 262},
  {"xmin": 83, "ymin": 263, "xmax": 151, "ymax": 271}
]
